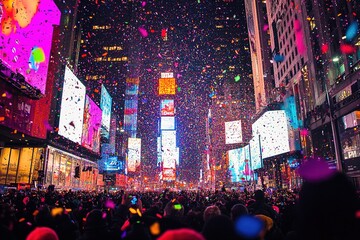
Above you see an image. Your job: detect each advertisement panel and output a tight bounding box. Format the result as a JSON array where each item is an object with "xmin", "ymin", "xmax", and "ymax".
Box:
[
  {"xmin": 81, "ymin": 95, "xmax": 102, "ymax": 153},
  {"xmin": 162, "ymin": 149, "xmax": 176, "ymax": 169},
  {"xmin": 58, "ymin": 67, "xmax": 86, "ymax": 144},
  {"xmin": 161, "ymin": 72, "xmax": 173, "ymax": 78},
  {"xmin": 100, "ymin": 85, "xmax": 112, "ymax": 139},
  {"xmin": 161, "ymin": 130, "xmax": 176, "ymax": 148},
  {"xmin": 252, "ymin": 110, "xmax": 290, "ymax": 159},
  {"xmin": 228, "ymin": 145, "xmax": 251, "ymax": 182},
  {"xmin": 157, "ymin": 136, "xmax": 162, "ymax": 165},
  {"xmin": 124, "ymin": 99, "xmax": 138, "ymax": 132},
  {"xmin": 250, "ymin": 136, "xmax": 262, "ymax": 170},
  {"xmin": 160, "ymin": 99, "xmax": 175, "ymax": 116},
  {"xmin": 158, "ymin": 78, "xmax": 176, "ymax": 95},
  {"xmin": 161, "ymin": 116, "xmax": 175, "ymax": 130},
  {"xmin": 102, "ymin": 156, "xmax": 124, "ymax": 172},
  {"xmin": 125, "ymin": 78, "xmax": 140, "ymax": 95},
  {"xmin": 225, "ymin": 120, "xmax": 243, "ymax": 144},
  {"xmin": 162, "ymin": 168, "xmax": 176, "ymax": 181},
  {"xmin": 127, "ymin": 138, "xmax": 141, "ymax": 172},
  {"xmin": 0, "ymin": 0, "xmax": 61, "ymax": 94}
]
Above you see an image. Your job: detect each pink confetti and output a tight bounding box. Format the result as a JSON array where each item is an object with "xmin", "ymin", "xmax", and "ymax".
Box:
[
  {"xmin": 263, "ymin": 24, "xmax": 269, "ymax": 31},
  {"xmin": 294, "ymin": 20, "xmax": 306, "ymax": 55},
  {"xmin": 141, "ymin": 1, "xmax": 146, "ymax": 7},
  {"xmin": 321, "ymin": 44, "xmax": 329, "ymax": 54},
  {"xmin": 340, "ymin": 44, "xmax": 356, "ymax": 54},
  {"xmin": 105, "ymin": 199, "xmax": 115, "ymax": 209},
  {"xmin": 138, "ymin": 27, "xmax": 148, "ymax": 37},
  {"xmin": 297, "ymin": 158, "xmax": 336, "ymax": 182}
]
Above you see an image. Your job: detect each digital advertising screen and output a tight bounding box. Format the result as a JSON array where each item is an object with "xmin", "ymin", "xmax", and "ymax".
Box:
[
  {"xmin": 161, "ymin": 116, "xmax": 175, "ymax": 130},
  {"xmin": 157, "ymin": 136, "xmax": 162, "ymax": 165},
  {"xmin": 124, "ymin": 99, "xmax": 138, "ymax": 132},
  {"xmin": 0, "ymin": 0, "xmax": 61, "ymax": 94},
  {"xmin": 58, "ymin": 67, "xmax": 86, "ymax": 144},
  {"xmin": 161, "ymin": 130, "xmax": 176, "ymax": 149},
  {"xmin": 225, "ymin": 120, "xmax": 243, "ymax": 144},
  {"xmin": 252, "ymin": 110, "xmax": 290, "ymax": 159},
  {"xmin": 82, "ymin": 95, "xmax": 102, "ymax": 153},
  {"xmin": 127, "ymin": 138, "xmax": 141, "ymax": 172},
  {"xmin": 100, "ymin": 85, "xmax": 112, "ymax": 139},
  {"xmin": 162, "ymin": 168, "xmax": 176, "ymax": 181},
  {"xmin": 103, "ymin": 156, "xmax": 125, "ymax": 172},
  {"xmin": 160, "ymin": 99, "xmax": 175, "ymax": 116},
  {"xmin": 158, "ymin": 78, "xmax": 176, "ymax": 95},
  {"xmin": 162, "ymin": 149, "xmax": 177, "ymax": 169},
  {"xmin": 250, "ymin": 136, "xmax": 262, "ymax": 170},
  {"xmin": 125, "ymin": 78, "xmax": 140, "ymax": 95},
  {"xmin": 228, "ymin": 145, "xmax": 251, "ymax": 183}
]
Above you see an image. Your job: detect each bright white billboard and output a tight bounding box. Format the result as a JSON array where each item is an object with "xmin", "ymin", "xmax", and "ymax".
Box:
[
  {"xmin": 225, "ymin": 120, "xmax": 243, "ymax": 144},
  {"xmin": 100, "ymin": 85, "xmax": 112, "ymax": 139},
  {"xmin": 127, "ymin": 138, "xmax": 141, "ymax": 172},
  {"xmin": 252, "ymin": 110, "xmax": 290, "ymax": 159},
  {"xmin": 161, "ymin": 116, "xmax": 175, "ymax": 130},
  {"xmin": 250, "ymin": 136, "xmax": 262, "ymax": 170},
  {"xmin": 162, "ymin": 149, "xmax": 177, "ymax": 169},
  {"xmin": 58, "ymin": 67, "xmax": 86, "ymax": 143},
  {"xmin": 161, "ymin": 130, "xmax": 176, "ymax": 148}
]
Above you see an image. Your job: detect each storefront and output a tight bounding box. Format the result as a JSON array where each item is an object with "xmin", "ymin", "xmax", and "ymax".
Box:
[
  {"xmin": 44, "ymin": 146, "xmax": 99, "ymax": 190},
  {"xmin": 0, "ymin": 147, "xmax": 45, "ymax": 186}
]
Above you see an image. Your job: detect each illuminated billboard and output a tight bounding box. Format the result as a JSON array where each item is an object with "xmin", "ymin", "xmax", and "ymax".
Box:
[
  {"xmin": 82, "ymin": 95, "xmax": 102, "ymax": 153},
  {"xmin": 161, "ymin": 130, "xmax": 176, "ymax": 148},
  {"xmin": 103, "ymin": 156, "xmax": 124, "ymax": 172},
  {"xmin": 162, "ymin": 168, "xmax": 176, "ymax": 181},
  {"xmin": 161, "ymin": 116, "xmax": 175, "ymax": 130},
  {"xmin": 228, "ymin": 145, "xmax": 251, "ymax": 182},
  {"xmin": 252, "ymin": 110, "xmax": 290, "ymax": 159},
  {"xmin": 125, "ymin": 78, "xmax": 140, "ymax": 95},
  {"xmin": 128, "ymin": 138, "xmax": 141, "ymax": 172},
  {"xmin": 160, "ymin": 99, "xmax": 175, "ymax": 116},
  {"xmin": 250, "ymin": 137, "xmax": 262, "ymax": 170},
  {"xmin": 124, "ymin": 99, "xmax": 138, "ymax": 132},
  {"xmin": 58, "ymin": 67, "xmax": 86, "ymax": 144},
  {"xmin": 225, "ymin": 120, "xmax": 243, "ymax": 144},
  {"xmin": 159, "ymin": 78, "xmax": 176, "ymax": 95},
  {"xmin": 161, "ymin": 72, "xmax": 173, "ymax": 78},
  {"xmin": 0, "ymin": 0, "xmax": 61, "ymax": 94},
  {"xmin": 162, "ymin": 149, "xmax": 177, "ymax": 169},
  {"xmin": 100, "ymin": 85, "xmax": 112, "ymax": 139}
]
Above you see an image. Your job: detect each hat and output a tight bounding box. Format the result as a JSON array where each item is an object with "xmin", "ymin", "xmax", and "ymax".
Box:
[
  {"xmin": 26, "ymin": 227, "xmax": 59, "ymax": 240},
  {"xmin": 158, "ymin": 228, "xmax": 205, "ymax": 240},
  {"xmin": 256, "ymin": 214, "xmax": 274, "ymax": 231}
]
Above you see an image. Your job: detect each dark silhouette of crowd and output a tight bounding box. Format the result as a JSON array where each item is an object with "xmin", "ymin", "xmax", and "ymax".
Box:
[{"xmin": 0, "ymin": 171, "xmax": 359, "ymax": 240}]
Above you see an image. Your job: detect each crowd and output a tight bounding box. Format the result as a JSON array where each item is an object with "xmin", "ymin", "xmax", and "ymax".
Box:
[{"xmin": 0, "ymin": 170, "xmax": 359, "ymax": 240}]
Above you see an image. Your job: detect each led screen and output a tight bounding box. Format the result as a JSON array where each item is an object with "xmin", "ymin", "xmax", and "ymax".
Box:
[
  {"xmin": 252, "ymin": 110, "xmax": 290, "ymax": 159},
  {"xmin": 162, "ymin": 149, "xmax": 176, "ymax": 169},
  {"xmin": 124, "ymin": 99, "xmax": 138, "ymax": 132},
  {"xmin": 161, "ymin": 116, "xmax": 175, "ymax": 130},
  {"xmin": 159, "ymin": 78, "xmax": 176, "ymax": 95},
  {"xmin": 0, "ymin": 0, "xmax": 61, "ymax": 94},
  {"xmin": 162, "ymin": 168, "xmax": 176, "ymax": 181},
  {"xmin": 157, "ymin": 136, "xmax": 162, "ymax": 165},
  {"xmin": 250, "ymin": 136, "xmax": 262, "ymax": 170},
  {"xmin": 161, "ymin": 130, "xmax": 176, "ymax": 148},
  {"xmin": 58, "ymin": 67, "xmax": 86, "ymax": 144},
  {"xmin": 128, "ymin": 138, "xmax": 141, "ymax": 172},
  {"xmin": 100, "ymin": 85, "xmax": 112, "ymax": 139},
  {"xmin": 82, "ymin": 95, "xmax": 102, "ymax": 153},
  {"xmin": 125, "ymin": 78, "xmax": 139, "ymax": 95},
  {"xmin": 103, "ymin": 156, "xmax": 124, "ymax": 172},
  {"xmin": 160, "ymin": 99, "xmax": 175, "ymax": 116},
  {"xmin": 228, "ymin": 145, "xmax": 251, "ymax": 183},
  {"xmin": 225, "ymin": 120, "xmax": 243, "ymax": 144}
]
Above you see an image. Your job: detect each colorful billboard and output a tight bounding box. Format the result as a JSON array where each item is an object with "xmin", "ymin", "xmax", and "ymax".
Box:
[
  {"xmin": 225, "ymin": 120, "xmax": 243, "ymax": 144},
  {"xmin": 160, "ymin": 99, "xmax": 175, "ymax": 116},
  {"xmin": 125, "ymin": 78, "xmax": 140, "ymax": 95},
  {"xmin": 127, "ymin": 138, "xmax": 141, "ymax": 172},
  {"xmin": 158, "ymin": 78, "xmax": 176, "ymax": 95},
  {"xmin": 252, "ymin": 110, "xmax": 290, "ymax": 159},
  {"xmin": 162, "ymin": 168, "xmax": 176, "ymax": 181},
  {"xmin": 100, "ymin": 85, "xmax": 112, "ymax": 139},
  {"xmin": 81, "ymin": 95, "xmax": 102, "ymax": 153},
  {"xmin": 0, "ymin": 0, "xmax": 61, "ymax": 94},
  {"xmin": 103, "ymin": 156, "xmax": 124, "ymax": 172},
  {"xmin": 162, "ymin": 149, "xmax": 177, "ymax": 169},
  {"xmin": 161, "ymin": 130, "xmax": 176, "ymax": 148},
  {"xmin": 124, "ymin": 99, "xmax": 138, "ymax": 134},
  {"xmin": 161, "ymin": 116, "xmax": 175, "ymax": 130},
  {"xmin": 250, "ymin": 136, "xmax": 262, "ymax": 170},
  {"xmin": 228, "ymin": 145, "xmax": 251, "ymax": 182},
  {"xmin": 58, "ymin": 67, "xmax": 86, "ymax": 144}
]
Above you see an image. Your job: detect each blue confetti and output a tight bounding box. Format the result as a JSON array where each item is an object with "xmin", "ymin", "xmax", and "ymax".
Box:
[
  {"xmin": 274, "ymin": 54, "xmax": 285, "ymax": 62},
  {"xmin": 346, "ymin": 21, "xmax": 359, "ymax": 42},
  {"xmin": 235, "ymin": 215, "xmax": 264, "ymax": 238}
]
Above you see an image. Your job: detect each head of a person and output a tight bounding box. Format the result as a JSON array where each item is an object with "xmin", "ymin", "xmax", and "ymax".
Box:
[
  {"xmin": 163, "ymin": 200, "xmax": 184, "ymax": 217},
  {"xmin": 203, "ymin": 205, "xmax": 221, "ymax": 222},
  {"xmin": 231, "ymin": 204, "xmax": 248, "ymax": 222},
  {"xmin": 202, "ymin": 215, "xmax": 236, "ymax": 240},
  {"xmin": 26, "ymin": 227, "xmax": 59, "ymax": 240},
  {"xmin": 158, "ymin": 228, "xmax": 205, "ymax": 240},
  {"xmin": 84, "ymin": 209, "xmax": 107, "ymax": 231},
  {"xmin": 254, "ymin": 190, "xmax": 265, "ymax": 202}
]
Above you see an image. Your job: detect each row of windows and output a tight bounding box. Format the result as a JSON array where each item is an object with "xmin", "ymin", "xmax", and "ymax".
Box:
[
  {"xmin": 103, "ymin": 46, "xmax": 123, "ymax": 51},
  {"xmin": 94, "ymin": 56, "xmax": 128, "ymax": 62}
]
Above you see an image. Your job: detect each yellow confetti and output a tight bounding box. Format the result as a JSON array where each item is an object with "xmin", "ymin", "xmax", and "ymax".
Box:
[{"xmin": 150, "ymin": 222, "xmax": 160, "ymax": 235}]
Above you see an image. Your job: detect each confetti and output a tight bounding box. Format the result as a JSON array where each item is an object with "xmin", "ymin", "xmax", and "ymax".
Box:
[{"xmin": 345, "ymin": 21, "xmax": 359, "ymax": 42}]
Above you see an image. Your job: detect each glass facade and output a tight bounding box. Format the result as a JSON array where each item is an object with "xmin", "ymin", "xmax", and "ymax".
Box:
[
  {"xmin": 0, "ymin": 147, "xmax": 44, "ymax": 185},
  {"xmin": 45, "ymin": 146, "xmax": 98, "ymax": 190}
]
